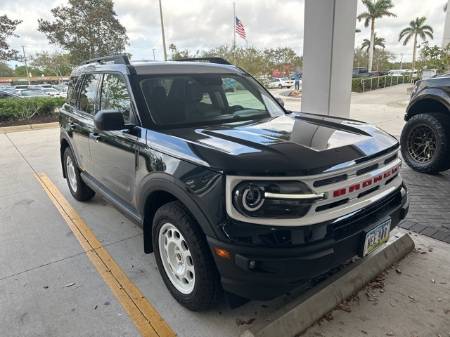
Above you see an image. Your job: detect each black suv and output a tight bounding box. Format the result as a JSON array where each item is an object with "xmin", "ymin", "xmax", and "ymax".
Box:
[
  {"xmin": 401, "ymin": 75, "xmax": 450, "ymax": 173},
  {"xmin": 60, "ymin": 55, "xmax": 409, "ymax": 310}
]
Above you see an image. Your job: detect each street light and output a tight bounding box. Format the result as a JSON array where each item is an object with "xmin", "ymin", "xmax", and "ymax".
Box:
[{"xmin": 158, "ymin": 0, "xmax": 167, "ymax": 61}]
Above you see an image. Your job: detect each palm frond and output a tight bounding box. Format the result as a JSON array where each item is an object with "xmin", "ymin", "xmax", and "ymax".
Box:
[
  {"xmin": 402, "ymin": 33, "xmax": 412, "ymax": 46},
  {"xmin": 421, "ymin": 25, "xmax": 434, "ymax": 33},
  {"xmin": 424, "ymin": 31, "xmax": 434, "ymax": 40},
  {"xmin": 399, "ymin": 28, "xmax": 413, "ymax": 41}
]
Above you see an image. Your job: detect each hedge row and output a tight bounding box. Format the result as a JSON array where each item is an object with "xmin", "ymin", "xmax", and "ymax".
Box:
[
  {"xmin": 0, "ymin": 97, "xmax": 65, "ymax": 122},
  {"xmin": 352, "ymin": 75, "xmax": 415, "ymax": 93}
]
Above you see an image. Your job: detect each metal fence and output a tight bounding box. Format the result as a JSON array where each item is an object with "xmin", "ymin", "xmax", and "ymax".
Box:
[{"xmin": 353, "ymin": 75, "xmax": 416, "ymax": 93}]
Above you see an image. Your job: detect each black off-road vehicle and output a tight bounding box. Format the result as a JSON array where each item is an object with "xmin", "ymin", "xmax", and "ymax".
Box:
[
  {"xmin": 401, "ymin": 75, "xmax": 450, "ymax": 173},
  {"xmin": 60, "ymin": 55, "xmax": 409, "ymax": 311}
]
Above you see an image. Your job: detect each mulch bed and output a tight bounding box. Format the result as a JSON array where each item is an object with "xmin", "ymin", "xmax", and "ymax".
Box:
[{"xmin": 0, "ymin": 115, "xmax": 58, "ymax": 128}]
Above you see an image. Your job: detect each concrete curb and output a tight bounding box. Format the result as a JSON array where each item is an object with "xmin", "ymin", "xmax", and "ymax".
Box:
[
  {"xmin": 0, "ymin": 122, "xmax": 58, "ymax": 134},
  {"xmin": 241, "ymin": 232, "xmax": 415, "ymax": 337}
]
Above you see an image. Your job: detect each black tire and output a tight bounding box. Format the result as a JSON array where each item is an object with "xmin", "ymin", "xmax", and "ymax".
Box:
[
  {"xmin": 152, "ymin": 201, "xmax": 221, "ymax": 311},
  {"xmin": 278, "ymin": 84, "xmax": 282, "ymax": 89},
  {"xmin": 400, "ymin": 113, "xmax": 450, "ymax": 173},
  {"xmin": 63, "ymin": 147, "xmax": 95, "ymax": 201}
]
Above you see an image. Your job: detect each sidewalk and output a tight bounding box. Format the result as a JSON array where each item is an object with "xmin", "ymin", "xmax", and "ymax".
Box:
[{"xmin": 302, "ymin": 230, "xmax": 450, "ymax": 337}]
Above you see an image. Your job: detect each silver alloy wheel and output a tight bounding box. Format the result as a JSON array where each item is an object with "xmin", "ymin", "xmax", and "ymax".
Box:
[
  {"xmin": 158, "ymin": 223, "xmax": 195, "ymax": 294},
  {"xmin": 66, "ymin": 156, "xmax": 78, "ymax": 193}
]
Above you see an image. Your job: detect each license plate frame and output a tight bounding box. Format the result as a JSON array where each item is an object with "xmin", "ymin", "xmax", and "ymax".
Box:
[{"xmin": 362, "ymin": 218, "xmax": 391, "ymax": 256}]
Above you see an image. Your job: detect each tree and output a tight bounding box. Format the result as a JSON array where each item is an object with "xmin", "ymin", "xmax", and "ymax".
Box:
[
  {"xmin": 399, "ymin": 17, "xmax": 434, "ymax": 70},
  {"xmin": 168, "ymin": 43, "xmax": 197, "ymax": 60},
  {"xmin": 31, "ymin": 52, "xmax": 72, "ymax": 78},
  {"xmin": 0, "ymin": 15, "xmax": 22, "ymax": 61},
  {"xmin": 417, "ymin": 43, "xmax": 450, "ymax": 73},
  {"xmin": 358, "ymin": 0, "xmax": 396, "ymax": 72},
  {"xmin": 0, "ymin": 62, "xmax": 14, "ymax": 76},
  {"xmin": 361, "ymin": 34, "xmax": 386, "ymax": 53},
  {"xmin": 14, "ymin": 65, "xmax": 44, "ymax": 77},
  {"xmin": 38, "ymin": 0, "xmax": 128, "ymax": 64}
]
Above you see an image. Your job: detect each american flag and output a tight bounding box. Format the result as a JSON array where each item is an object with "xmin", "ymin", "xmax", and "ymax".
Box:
[{"xmin": 235, "ymin": 17, "xmax": 246, "ymax": 40}]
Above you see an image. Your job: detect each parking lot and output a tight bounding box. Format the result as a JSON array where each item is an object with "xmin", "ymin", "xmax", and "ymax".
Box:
[{"xmin": 1, "ymin": 85, "xmax": 450, "ymax": 337}]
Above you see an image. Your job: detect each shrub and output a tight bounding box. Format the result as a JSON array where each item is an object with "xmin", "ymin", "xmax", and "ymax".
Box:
[
  {"xmin": 351, "ymin": 75, "xmax": 415, "ymax": 93},
  {"xmin": 0, "ymin": 97, "xmax": 65, "ymax": 122}
]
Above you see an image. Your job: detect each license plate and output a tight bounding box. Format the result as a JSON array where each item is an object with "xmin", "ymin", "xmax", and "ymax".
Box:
[{"xmin": 363, "ymin": 219, "xmax": 391, "ymax": 256}]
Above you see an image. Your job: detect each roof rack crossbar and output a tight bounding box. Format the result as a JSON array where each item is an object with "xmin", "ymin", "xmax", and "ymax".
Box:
[
  {"xmin": 177, "ymin": 57, "xmax": 232, "ymax": 65},
  {"xmin": 81, "ymin": 54, "xmax": 130, "ymax": 66}
]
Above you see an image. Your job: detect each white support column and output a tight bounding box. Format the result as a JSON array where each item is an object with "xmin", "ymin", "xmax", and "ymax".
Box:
[
  {"xmin": 302, "ymin": 0, "xmax": 358, "ymax": 118},
  {"xmin": 443, "ymin": 0, "xmax": 450, "ymax": 48}
]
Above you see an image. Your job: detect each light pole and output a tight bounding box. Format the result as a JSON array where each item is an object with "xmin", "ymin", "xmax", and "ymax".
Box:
[
  {"xmin": 152, "ymin": 48, "xmax": 157, "ymax": 60},
  {"xmin": 21, "ymin": 46, "xmax": 31, "ymax": 85},
  {"xmin": 158, "ymin": 0, "xmax": 167, "ymax": 61}
]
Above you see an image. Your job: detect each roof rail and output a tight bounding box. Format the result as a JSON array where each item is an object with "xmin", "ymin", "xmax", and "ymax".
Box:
[
  {"xmin": 81, "ymin": 54, "xmax": 130, "ymax": 66},
  {"xmin": 177, "ymin": 57, "xmax": 232, "ymax": 65}
]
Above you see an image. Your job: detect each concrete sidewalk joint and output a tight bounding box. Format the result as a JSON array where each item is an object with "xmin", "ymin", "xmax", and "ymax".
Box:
[{"xmin": 241, "ymin": 232, "xmax": 415, "ymax": 337}]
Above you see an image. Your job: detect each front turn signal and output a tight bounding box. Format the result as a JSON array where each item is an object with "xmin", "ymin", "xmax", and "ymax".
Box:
[{"xmin": 214, "ymin": 247, "xmax": 232, "ymax": 260}]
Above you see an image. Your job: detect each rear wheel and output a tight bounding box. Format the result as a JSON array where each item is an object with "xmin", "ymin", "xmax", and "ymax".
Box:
[
  {"xmin": 400, "ymin": 113, "xmax": 450, "ymax": 173},
  {"xmin": 152, "ymin": 201, "xmax": 221, "ymax": 311},
  {"xmin": 63, "ymin": 147, "xmax": 95, "ymax": 201}
]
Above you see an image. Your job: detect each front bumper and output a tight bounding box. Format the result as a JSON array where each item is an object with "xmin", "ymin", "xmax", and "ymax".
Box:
[{"xmin": 208, "ymin": 185, "xmax": 409, "ymax": 300}]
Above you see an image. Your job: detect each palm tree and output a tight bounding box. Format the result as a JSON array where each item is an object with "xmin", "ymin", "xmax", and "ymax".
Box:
[
  {"xmin": 358, "ymin": 0, "xmax": 396, "ymax": 72},
  {"xmin": 399, "ymin": 17, "xmax": 434, "ymax": 70},
  {"xmin": 361, "ymin": 34, "xmax": 386, "ymax": 53}
]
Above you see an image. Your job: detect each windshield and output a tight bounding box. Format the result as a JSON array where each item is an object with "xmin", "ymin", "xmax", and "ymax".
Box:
[{"xmin": 139, "ymin": 73, "xmax": 284, "ymax": 128}]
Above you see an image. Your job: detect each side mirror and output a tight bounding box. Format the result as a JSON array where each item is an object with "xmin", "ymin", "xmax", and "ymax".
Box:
[
  {"xmin": 276, "ymin": 97, "xmax": 285, "ymax": 107},
  {"xmin": 94, "ymin": 110, "xmax": 125, "ymax": 131}
]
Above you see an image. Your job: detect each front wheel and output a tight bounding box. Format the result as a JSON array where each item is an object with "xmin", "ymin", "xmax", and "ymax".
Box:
[
  {"xmin": 152, "ymin": 201, "xmax": 221, "ymax": 311},
  {"xmin": 63, "ymin": 147, "xmax": 95, "ymax": 201},
  {"xmin": 400, "ymin": 113, "xmax": 450, "ymax": 173}
]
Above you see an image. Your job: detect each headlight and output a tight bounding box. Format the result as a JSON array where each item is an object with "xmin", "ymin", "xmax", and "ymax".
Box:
[{"xmin": 232, "ymin": 181, "xmax": 324, "ymax": 218}]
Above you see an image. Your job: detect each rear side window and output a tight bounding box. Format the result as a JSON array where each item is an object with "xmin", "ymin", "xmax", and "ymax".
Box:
[
  {"xmin": 66, "ymin": 76, "xmax": 79, "ymax": 106},
  {"xmin": 100, "ymin": 73, "xmax": 132, "ymax": 123},
  {"xmin": 78, "ymin": 73, "xmax": 102, "ymax": 114}
]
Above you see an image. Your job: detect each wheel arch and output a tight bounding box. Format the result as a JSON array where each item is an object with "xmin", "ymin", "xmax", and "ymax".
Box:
[
  {"xmin": 138, "ymin": 174, "xmax": 216, "ymax": 254},
  {"xmin": 406, "ymin": 94, "xmax": 450, "ymax": 121}
]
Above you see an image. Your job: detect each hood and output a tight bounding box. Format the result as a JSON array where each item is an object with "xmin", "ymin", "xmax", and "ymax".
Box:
[{"xmin": 150, "ymin": 113, "xmax": 399, "ymax": 176}]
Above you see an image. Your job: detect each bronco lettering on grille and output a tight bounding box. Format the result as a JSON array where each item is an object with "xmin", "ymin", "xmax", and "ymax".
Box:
[{"xmin": 332, "ymin": 164, "xmax": 400, "ymax": 198}]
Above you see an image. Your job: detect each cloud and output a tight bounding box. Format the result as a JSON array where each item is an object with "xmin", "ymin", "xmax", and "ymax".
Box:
[{"xmin": 1, "ymin": 0, "xmax": 447, "ymax": 63}]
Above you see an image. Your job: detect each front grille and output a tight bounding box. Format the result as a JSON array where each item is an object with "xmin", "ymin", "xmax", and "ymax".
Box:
[
  {"xmin": 225, "ymin": 149, "xmax": 403, "ymax": 227},
  {"xmin": 332, "ymin": 189, "xmax": 401, "ymax": 240}
]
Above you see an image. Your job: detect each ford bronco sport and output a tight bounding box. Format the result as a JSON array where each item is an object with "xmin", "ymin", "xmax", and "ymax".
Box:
[{"xmin": 60, "ymin": 55, "xmax": 409, "ymax": 311}]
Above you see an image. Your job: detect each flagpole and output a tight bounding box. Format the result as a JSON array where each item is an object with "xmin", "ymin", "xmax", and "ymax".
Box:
[{"xmin": 233, "ymin": 2, "xmax": 236, "ymax": 51}]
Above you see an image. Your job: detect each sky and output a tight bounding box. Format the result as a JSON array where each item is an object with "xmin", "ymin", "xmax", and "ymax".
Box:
[{"xmin": 1, "ymin": 0, "xmax": 449, "ymax": 64}]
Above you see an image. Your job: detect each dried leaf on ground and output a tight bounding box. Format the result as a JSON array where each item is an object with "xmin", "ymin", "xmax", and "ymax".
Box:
[{"xmin": 235, "ymin": 318, "xmax": 256, "ymax": 326}]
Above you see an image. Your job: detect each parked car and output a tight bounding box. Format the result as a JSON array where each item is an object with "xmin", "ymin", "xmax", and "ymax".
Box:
[
  {"xmin": 400, "ymin": 75, "xmax": 450, "ymax": 173},
  {"xmin": 60, "ymin": 55, "xmax": 409, "ymax": 311},
  {"xmin": 15, "ymin": 89, "xmax": 49, "ymax": 97},
  {"xmin": 421, "ymin": 69, "xmax": 438, "ymax": 80},
  {"xmin": 267, "ymin": 77, "xmax": 294, "ymax": 89},
  {"xmin": 0, "ymin": 90, "xmax": 20, "ymax": 98},
  {"xmin": 40, "ymin": 87, "xmax": 66, "ymax": 97},
  {"xmin": 352, "ymin": 67, "xmax": 370, "ymax": 78}
]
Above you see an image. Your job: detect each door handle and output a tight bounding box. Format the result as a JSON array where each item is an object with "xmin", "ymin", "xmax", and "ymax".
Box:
[{"xmin": 89, "ymin": 133, "xmax": 101, "ymax": 142}]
